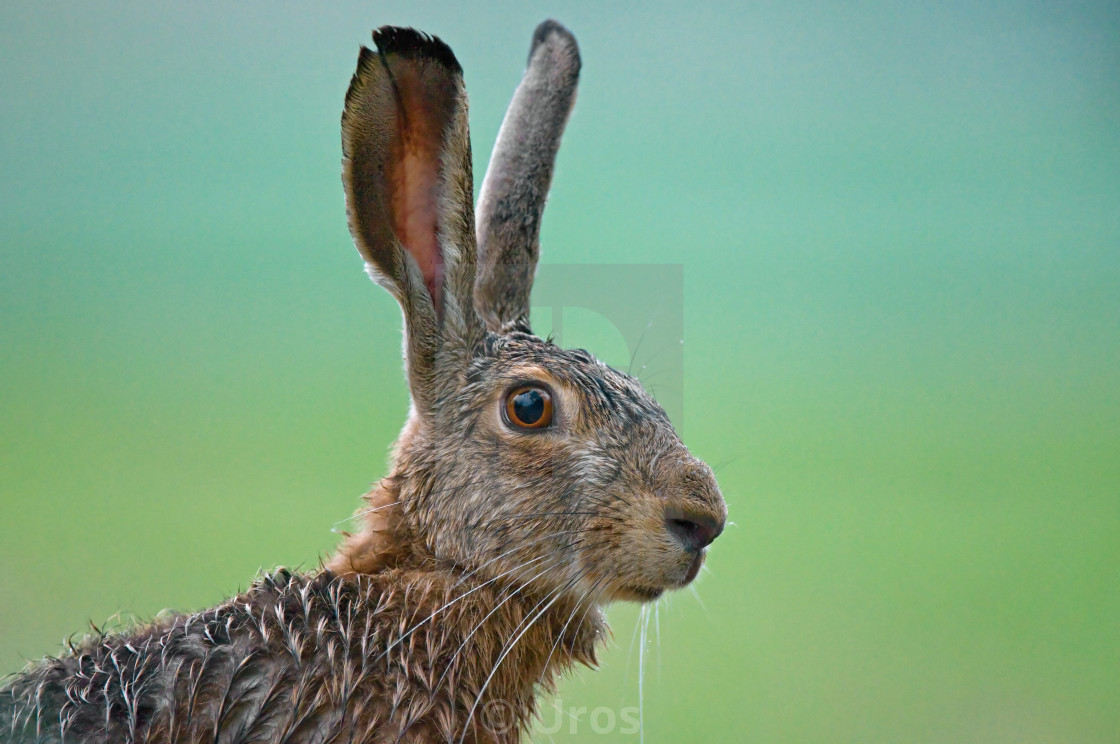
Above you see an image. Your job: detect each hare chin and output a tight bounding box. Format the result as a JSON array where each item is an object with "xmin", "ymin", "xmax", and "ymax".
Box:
[
  {"xmin": 613, "ymin": 551, "xmax": 706, "ymax": 603},
  {"xmin": 616, "ymin": 584, "xmax": 666, "ymax": 602}
]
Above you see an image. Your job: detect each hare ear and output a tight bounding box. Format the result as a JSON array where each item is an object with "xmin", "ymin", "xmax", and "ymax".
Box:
[
  {"xmin": 342, "ymin": 27, "xmax": 480, "ymax": 412},
  {"xmin": 474, "ymin": 20, "xmax": 581, "ymax": 333}
]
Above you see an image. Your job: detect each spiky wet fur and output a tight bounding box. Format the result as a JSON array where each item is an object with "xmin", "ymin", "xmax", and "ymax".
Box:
[{"xmin": 0, "ymin": 569, "xmax": 601, "ymax": 743}]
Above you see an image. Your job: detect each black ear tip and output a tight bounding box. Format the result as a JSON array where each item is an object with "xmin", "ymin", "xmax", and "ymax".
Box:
[
  {"xmin": 530, "ymin": 19, "xmax": 578, "ymax": 59},
  {"xmin": 371, "ymin": 25, "xmax": 461, "ymax": 74}
]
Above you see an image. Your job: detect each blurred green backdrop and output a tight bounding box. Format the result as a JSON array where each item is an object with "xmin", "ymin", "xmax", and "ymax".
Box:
[{"xmin": 2, "ymin": 1, "xmax": 1118, "ymax": 742}]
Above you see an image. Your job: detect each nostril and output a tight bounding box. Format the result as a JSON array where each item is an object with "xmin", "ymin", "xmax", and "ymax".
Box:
[{"xmin": 665, "ymin": 512, "xmax": 723, "ymax": 552}]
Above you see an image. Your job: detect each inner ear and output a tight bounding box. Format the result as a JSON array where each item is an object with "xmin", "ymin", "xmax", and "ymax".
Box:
[
  {"xmin": 395, "ymin": 145, "xmax": 443, "ymax": 313},
  {"xmin": 385, "ymin": 62, "xmax": 456, "ymax": 316}
]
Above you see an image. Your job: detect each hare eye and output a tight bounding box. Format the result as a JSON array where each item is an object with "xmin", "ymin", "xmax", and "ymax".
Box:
[{"xmin": 505, "ymin": 385, "xmax": 553, "ymax": 429}]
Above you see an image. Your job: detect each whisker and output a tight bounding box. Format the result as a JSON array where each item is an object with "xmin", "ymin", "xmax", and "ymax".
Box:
[
  {"xmin": 470, "ymin": 510, "xmax": 599, "ymax": 523},
  {"xmin": 622, "ymin": 602, "xmax": 645, "ymax": 703},
  {"xmin": 688, "ymin": 584, "xmax": 708, "ymax": 614},
  {"xmin": 634, "ymin": 344, "xmax": 668, "ymax": 383},
  {"xmin": 371, "ymin": 544, "xmax": 573, "ymax": 669},
  {"xmin": 569, "ymin": 578, "xmax": 609, "ymax": 641},
  {"xmin": 627, "ymin": 317, "xmax": 655, "ymax": 376},
  {"xmin": 537, "ymin": 575, "xmax": 605, "ymax": 689},
  {"xmin": 638, "ymin": 603, "xmax": 649, "ymax": 744},
  {"xmin": 330, "ymin": 496, "xmax": 406, "ymax": 529},
  {"xmin": 433, "ymin": 551, "xmax": 578, "ymax": 696},
  {"xmin": 581, "ymin": 490, "xmax": 629, "ymax": 511},
  {"xmin": 450, "ymin": 528, "xmax": 592, "ymax": 590},
  {"xmin": 395, "ymin": 553, "xmax": 576, "ymax": 743},
  {"xmin": 709, "ymin": 456, "xmax": 740, "ymax": 474},
  {"xmin": 458, "ymin": 575, "xmax": 581, "ymax": 744},
  {"xmin": 335, "ymin": 477, "xmax": 492, "ymax": 527}
]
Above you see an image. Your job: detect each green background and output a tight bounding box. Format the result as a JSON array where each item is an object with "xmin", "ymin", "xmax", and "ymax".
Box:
[{"xmin": 2, "ymin": 2, "xmax": 1118, "ymax": 741}]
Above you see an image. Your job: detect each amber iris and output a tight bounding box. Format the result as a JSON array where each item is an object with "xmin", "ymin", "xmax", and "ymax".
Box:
[{"xmin": 505, "ymin": 385, "xmax": 553, "ymax": 429}]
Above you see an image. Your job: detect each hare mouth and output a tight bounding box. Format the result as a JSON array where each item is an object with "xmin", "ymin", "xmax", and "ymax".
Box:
[
  {"xmin": 683, "ymin": 550, "xmax": 705, "ymax": 583},
  {"xmin": 613, "ymin": 549, "xmax": 706, "ymax": 603}
]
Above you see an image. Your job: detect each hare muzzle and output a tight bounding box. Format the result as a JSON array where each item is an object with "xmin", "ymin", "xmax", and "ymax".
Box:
[
  {"xmin": 654, "ymin": 463, "xmax": 725, "ymax": 583},
  {"xmin": 581, "ymin": 451, "xmax": 727, "ymax": 603}
]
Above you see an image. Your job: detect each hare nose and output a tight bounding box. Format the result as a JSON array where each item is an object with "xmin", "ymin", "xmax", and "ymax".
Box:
[{"xmin": 664, "ymin": 508, "xmax": 724, "ymax": 552}]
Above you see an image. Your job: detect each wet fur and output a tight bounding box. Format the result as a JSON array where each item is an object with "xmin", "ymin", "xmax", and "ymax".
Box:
[
  {"xmin": 1, "ymin": 21, "xmax": 725, "ymax": 744},
  {"xmin": 0, "ymin": 570, "xmax": 600, "ymax": 743}
]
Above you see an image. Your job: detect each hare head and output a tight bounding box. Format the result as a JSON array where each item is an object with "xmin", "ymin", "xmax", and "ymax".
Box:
[
  {"xmin": 0, "ymin": 22, "xmax": 728, "ymax": 744},
  {"xmin": 328, "ymin": 23, "xmax": 726, "ymax": 608}
]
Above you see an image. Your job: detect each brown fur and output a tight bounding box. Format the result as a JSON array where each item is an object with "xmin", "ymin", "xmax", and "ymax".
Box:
[
  {"xmin": 1, "ymin": 569, "xmax": 602, "ymax": 743},
  {"xmin": 1, "ymin": 21, "xmax": 726, "ymax": 744}
]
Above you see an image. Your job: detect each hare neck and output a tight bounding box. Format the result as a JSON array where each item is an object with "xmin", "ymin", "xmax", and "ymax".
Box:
[
  {"xmin": 328, "ymin": 562, "xmax": 605, "ymax": 740},
  {"xmin": 406, "ymin": 569, "xmax": 605, "ymax": 719},
  {"xmin": 326, "ymin": 480, "xmax": 607, "ymax": 726}
]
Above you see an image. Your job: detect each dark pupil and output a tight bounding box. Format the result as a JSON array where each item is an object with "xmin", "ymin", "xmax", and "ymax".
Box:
[{"xmin": 513, "ymin": 389, "xmax": 545, "ymax": 424}]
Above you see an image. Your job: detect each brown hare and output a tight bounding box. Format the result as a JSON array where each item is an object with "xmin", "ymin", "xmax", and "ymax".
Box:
[{"xmin": 1, "ymin": 21, "xmax": 726, "ymax": 743}]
